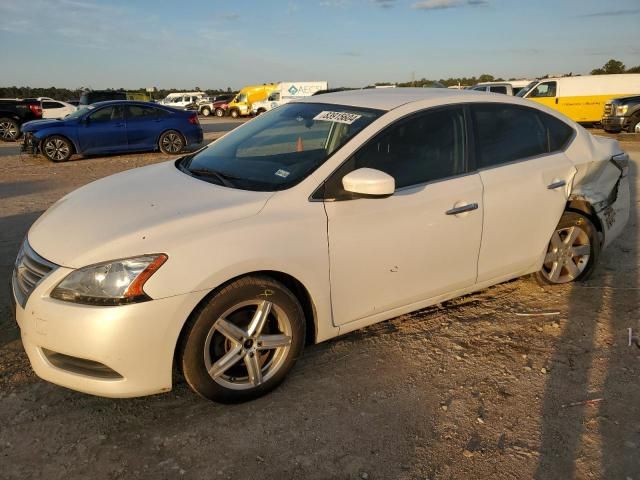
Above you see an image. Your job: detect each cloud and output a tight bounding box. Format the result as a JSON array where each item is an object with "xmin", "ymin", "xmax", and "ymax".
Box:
[
  {"xmin": 577, "ymin": 8, "xmax": 640, "ymax": 18},
  {"xmin": 412, "ymin": 0, "xmax": 488, "ymax": 10},
  {"xmin": 371, "ymin": 0, "xmax": 397, "ymax": 8}
]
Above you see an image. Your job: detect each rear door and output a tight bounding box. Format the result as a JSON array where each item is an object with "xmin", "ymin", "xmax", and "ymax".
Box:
[
  {"xmin": 78, "ymin": 105, "xmax": 127, "ymax": 154},
  {"xmin": 125, "ymin": 105, "xmax": 168, "ymax": 150},
  {"xmin": 472, "ymin": 103, "xmax": 576, "ymax": 283}
]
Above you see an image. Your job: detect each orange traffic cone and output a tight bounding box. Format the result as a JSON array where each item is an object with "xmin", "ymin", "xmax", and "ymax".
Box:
[{"xmin": 296, "ymin": 136, "xmax": 304, "ymax": 152}]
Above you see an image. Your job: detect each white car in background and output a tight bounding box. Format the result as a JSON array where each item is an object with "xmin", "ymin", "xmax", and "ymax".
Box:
[
  {"xmin": 13, "ymin": 89, "xmax": 629, "ymax": 403},
  {"xmin": 38, "ymin": 97, "xmax": 77, "ymax": 119}
]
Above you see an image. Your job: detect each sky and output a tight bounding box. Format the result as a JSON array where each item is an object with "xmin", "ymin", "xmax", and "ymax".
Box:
[{"xmin": 1, "ymin": 0, "xmax": 639, "ymax": 90}]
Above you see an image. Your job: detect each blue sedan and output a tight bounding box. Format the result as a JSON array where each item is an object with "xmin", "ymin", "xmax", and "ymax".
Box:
[{"xmin": 21, "ymin": 101, "xmax": 204, "ymax": 162}]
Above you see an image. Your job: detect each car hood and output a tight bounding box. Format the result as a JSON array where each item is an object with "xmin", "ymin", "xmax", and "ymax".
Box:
[
  {"xmin": 28, "ymin": 161, "xmax": 274, "ymax": 268},
  {"xmin": 21, "ymin": 118, "xmax": 69, "ymax": 131}
]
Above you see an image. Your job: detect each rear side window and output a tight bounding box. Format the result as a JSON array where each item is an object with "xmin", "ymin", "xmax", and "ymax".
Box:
[
  {"xmin": 473, "ymin": 104, "xmax": 547, "ymax": 168},
  {"xmin": 540, "ymin": 113, "xmax": 574, "ymax": 152},
  {"xmin": 43, "ymin": 101, "xmax": 63, "ymax": 109}
]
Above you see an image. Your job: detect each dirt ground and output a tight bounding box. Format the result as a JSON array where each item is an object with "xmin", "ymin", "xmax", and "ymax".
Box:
[{"xmin": 1, "ymin": 140, "xmax": 639, "ymax": 480}]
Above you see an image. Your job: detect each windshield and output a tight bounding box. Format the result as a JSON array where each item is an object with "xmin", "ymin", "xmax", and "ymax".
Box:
[
  {"xmin": 64, "ymin": 106, "xmax": 94, "ymax": 119},
  {"xmin": 178, "ymin": 102, "xmax": 383, "ymax": 191},
  {"xmin": 516, "ymin": 81, "xmax": 538, "ymax": 98}
]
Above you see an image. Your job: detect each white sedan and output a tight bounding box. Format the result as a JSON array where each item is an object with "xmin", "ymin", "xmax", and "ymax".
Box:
[{"xmin": 13, "ymin": 89, "xmax": 630, "ymax": 402}]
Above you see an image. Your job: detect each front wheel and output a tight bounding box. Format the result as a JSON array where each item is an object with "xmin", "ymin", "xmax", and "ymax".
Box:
[
  {"xmin": 0, "ymin": 118, "xmax": 20, "ymax": 142},
  {"xmin": 214, "ymin": 108, "xmax": 225, "ymax": 117},
  {"xmin": 628, "ymin": 114, "xmax": 640, "ymax": 134},
  {"xmin": 534, "ymin": 211, "xmax": 600, "ymax": 285},
  {"xmin": 158, "ymin": 130, "xmax": 185, "ymax": 154},
  {"xmin": 179, "ymin": 276, "xmax": 306, "ymax": 403},
  {"xmin": 229, "ymin": 109, "xmax": 239, "ymax": 119},
  {"xmin": 42, "ymin": 135, "xmax": 73, "ymax": 162},
  {"xmin": 201, "ymin": 107, "xmax": 211, "ymax": 117}
]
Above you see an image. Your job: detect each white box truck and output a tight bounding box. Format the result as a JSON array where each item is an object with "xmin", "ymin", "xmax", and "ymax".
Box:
[{"xmin": 251, "ymin": 81, "xmax": 328, "ymax": 115}]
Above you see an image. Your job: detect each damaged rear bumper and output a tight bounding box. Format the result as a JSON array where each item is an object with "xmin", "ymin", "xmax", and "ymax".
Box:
[{"xmin": 571, "ymin": 153, "xmax": 630, "ymax": 249}]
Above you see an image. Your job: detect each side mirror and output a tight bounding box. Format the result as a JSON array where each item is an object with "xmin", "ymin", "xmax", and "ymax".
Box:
[{"xmin": 342, "ymin": 168, "xmax": 395, "ymax": 198}]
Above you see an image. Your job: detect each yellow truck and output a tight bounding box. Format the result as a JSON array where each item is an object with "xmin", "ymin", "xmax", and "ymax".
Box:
[
  {"xmin": 517, "ymin": 74, "xmax": 640, "ymax": 123},
  {"xmin": 227, "ymin": 84, "xmax": 277, "ymax": 118}
]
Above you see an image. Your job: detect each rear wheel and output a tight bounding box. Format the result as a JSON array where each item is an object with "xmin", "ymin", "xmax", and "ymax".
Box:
[
  {"xmin": 214, "ymin": 108, "xmax": 225, "ymax": 117},
  {"xmin": 0, "ymin": 118, "xmax": 20, "ymax": 142},
  {"xmin": 179, "ymin": 276, "xmax": 305, "ymax": 403},
  {"xmin": 158, "ymin": 130, "xmax": 185, "ymax": 154},
  {"xmin": 201, "ymin": 107, "xmax": 211, "ymax": 117},
  {"xmin": 535, "ymin": 211, "xmax": 600, "ymax": 285},
  {"xmin": 42, "ymin": 135, "xmax": 73, "ymax": 162}
]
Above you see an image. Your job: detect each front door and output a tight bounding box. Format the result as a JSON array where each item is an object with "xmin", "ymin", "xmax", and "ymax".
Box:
[
  {"xmin": 323, "ymin": 106, "xmax": 484, "ymax": 326},
  {"xmin": 79, "ymin": 105, "xmax": 127, "ymax": 154}
]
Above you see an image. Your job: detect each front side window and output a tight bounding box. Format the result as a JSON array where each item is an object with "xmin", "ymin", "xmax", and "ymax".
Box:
[
  {"xmin": 472, "ymin": 104, "xmax": 549, "ymax": 168},
  {"xmin": 179, "ymin": 103, "xmax": 382, "ymax": 191},
  {"xmin": 322, "ymin": 107, "xmax": 467, "ymax": 198},
  {"xmin": 528, "ymin": 81, "xmax": 557, "ymax": 98},
  {"xmin": 43, "ymin": 101, "xmax": 63, "ymax": 109},
  {"xmin": 88, "ymin": 106, "xmax": 123, "ymax": 122}
]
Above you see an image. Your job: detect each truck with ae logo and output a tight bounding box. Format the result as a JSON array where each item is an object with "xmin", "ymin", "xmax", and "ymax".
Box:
[{"xmin": 251, "ymin": 81, "xmax": 329, "ymax": 115}]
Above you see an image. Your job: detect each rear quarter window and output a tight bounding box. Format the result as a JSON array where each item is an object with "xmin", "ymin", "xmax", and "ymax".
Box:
[{"xmin": 539, "ymin": 113, "xmax": 574, "ymax": 152}]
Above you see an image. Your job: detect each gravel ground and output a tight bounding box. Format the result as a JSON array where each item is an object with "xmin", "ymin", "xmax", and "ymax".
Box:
[{"xmin": 0, "ymin": 140, "xmax": 639, "ymax": 480}]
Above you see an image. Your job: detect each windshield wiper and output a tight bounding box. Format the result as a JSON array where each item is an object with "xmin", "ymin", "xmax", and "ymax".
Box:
[{"xmin": 187, "ymin": 168, "xmax": 238, "ymax": 188}]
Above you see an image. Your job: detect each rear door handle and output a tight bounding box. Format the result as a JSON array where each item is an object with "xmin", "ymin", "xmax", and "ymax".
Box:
[
  {"xmin": 547, "ymin": 180, "xmax": 566, "ymax": 190},
  {"xmin": 446, "ymin": 203, "xmax": 478, "ymax": 215}
]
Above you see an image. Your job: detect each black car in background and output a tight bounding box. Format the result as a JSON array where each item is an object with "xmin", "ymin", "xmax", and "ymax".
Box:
[{"xmin": 0, "ymin": 98, "xmax": 43, "ymax": 141}]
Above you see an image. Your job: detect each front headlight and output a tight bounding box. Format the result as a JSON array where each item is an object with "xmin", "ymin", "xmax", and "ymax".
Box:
[
  {"xmin": 615, "ymin": 105, "xmax": 628, "ymax": 116},
  {"xmin": 50, "ymin": 254, "xmax": 167, "ymax": 306}
]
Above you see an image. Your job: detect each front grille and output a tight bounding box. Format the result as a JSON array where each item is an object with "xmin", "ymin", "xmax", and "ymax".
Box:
[
  {"xmin": 12, "ymin": 240, "xmax": 57, "ymax": 308},
  {"xmin": 603, "ymin": 103, "xmax": 613, "ymax": 117}
]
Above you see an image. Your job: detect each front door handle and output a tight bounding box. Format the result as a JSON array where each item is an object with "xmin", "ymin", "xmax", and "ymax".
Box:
[
  {"xmin": 446, "ymin": 203, "xmax": 478, "ymax": 215},
  {"xmin": 547, "ymin": 180, "xmax": 566, "ymax": 190}
]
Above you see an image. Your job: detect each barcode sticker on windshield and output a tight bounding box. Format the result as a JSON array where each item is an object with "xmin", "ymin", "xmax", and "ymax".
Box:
[
  {"xmin": 313, "ymin": 111, "xmax": 362, "ymax": 124},
  {"xmin": 275, "ymin": 169, "xmax": 290, "ymax": 178}
]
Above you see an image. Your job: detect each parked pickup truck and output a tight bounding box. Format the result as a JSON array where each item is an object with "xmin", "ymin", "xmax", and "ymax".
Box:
[
  {"xmin": 602, "ymin": 95, "xmax": 640, "ymax": 133},
  {"xmin": 0, "ymin": 98, "xmax": 43, "ymax": 141}
]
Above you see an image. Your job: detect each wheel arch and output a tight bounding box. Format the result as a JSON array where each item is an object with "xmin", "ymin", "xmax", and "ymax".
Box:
[
  {"xmin": 173, "ymin": 270, "xmax": 319, "ymax": 372},
  {"xmin": 565, "ymin": 198, "xmax": 604, "ymax": 241}
]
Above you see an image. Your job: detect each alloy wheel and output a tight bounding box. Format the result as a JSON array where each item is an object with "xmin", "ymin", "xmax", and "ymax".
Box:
[
  {"xmin": 0, "ymin": 121, "xmax": 18, "ymax": 141},
  {"xmin": 44, "ymin": 138, "xmax": 70, "ymax": 161},
  {"xmin": 203, "ymin": 300, "xmax": 292, "ymax": 390},
  {"xmin": 161, "ymin": 133, "xmax": 183, "ymax": 153},
  {"xmin": 541, "ymin": 225, "xmax": 591, "ymax": 283}
]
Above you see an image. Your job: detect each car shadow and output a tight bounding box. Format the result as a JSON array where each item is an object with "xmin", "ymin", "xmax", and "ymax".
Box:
[{"xmin": 535, "ymin": 160, "xmax": 640, "ymax": 478}]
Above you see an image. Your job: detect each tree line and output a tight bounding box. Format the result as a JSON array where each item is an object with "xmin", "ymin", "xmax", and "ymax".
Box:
[
  {"xmin": 0, "ymin": 86, "xmax": 234, "ymax": 101},
  {"xmin": 391, "ymin": 58, "xmax": 640, "ymax": 88},
  {"xmin": 2, "ymin": 59, "xmax": 639, "ymax": 99}
]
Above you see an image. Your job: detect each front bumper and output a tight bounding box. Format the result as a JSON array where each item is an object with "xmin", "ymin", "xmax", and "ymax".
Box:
[
  {"xmin": 598, "ymin": 174, "xmax": 630, "ymax": 249},
  {"xmin": 13, "ymin": 263, "xmax": 206, "ymax": 398},
  {"xmin": 601, "ymin": 116, "xmax": 631, "ymax": 132}
]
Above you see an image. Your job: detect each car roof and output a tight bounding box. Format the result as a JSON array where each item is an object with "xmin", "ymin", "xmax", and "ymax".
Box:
[
  {"xmin": 294, "ymin": 87, "xmax": 507, "ymax": 111},
  {"xmin": 89, "ymin": 100, "xmax": 170, "ymax": 108}
]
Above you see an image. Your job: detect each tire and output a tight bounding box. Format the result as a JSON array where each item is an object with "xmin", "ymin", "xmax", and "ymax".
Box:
[
  {"xmin": 178, "ymin": 275, "xmax": 306, "ymax": 403},
  {"xmin": 534, "ymin": 211, "xmax": 600, "ymax": 285},
  {"xmin": 628, "ymin": 114, "xmax": 640, "ymax": 134},
  {"xmin": 214, "ymin": 108, "xmax": 225, "ymax": 118},
  {"xmin": 42, "ymin": 135, "xmax": 73, "ymax": 162},
  {"xmin": 201, "ymin": 107, "xmax": 211, "ymax": 117},
  {"xmin": 229, "ymin": 109, "xmax": 239, "ymax": 119},
  {"xmin": 256, "ymin": 108, "xmax": 266, "ymax": 116},
  {"xmin": 0, "ymin": 118, "xmax": 20, "ymax": 142},
  {"xmin": 158, "ymin": 130, "xmax": 185, "ymax": 154}
]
